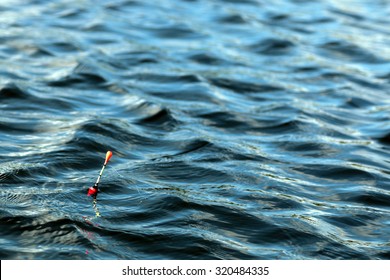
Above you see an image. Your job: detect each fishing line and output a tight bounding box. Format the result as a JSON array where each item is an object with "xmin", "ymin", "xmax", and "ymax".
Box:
[
  {"xmin": 110, "ymin": 166, "xmax": 141, "ymax": 195},
  {"xmin": 109, "ymin": 166, "xmax": 147, "ymax": 206}
]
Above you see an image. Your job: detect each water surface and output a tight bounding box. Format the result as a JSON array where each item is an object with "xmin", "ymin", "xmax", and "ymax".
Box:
[{"xmin": 0, "ymin": 0, "xmax": 390, "ymax": 259}]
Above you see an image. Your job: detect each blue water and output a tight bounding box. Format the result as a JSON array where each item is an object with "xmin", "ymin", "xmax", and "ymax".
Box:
[{"xmin": 0, "ymin": 0, "xmax": 389, "ymax": 260}]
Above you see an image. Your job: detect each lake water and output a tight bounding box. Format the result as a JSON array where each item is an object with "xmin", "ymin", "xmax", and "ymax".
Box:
[{"xmin": 0, "ymin": 0, "xmax": 389, "ymax": 259}]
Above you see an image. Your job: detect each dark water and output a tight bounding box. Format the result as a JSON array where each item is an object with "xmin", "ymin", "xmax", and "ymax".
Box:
[{"xmin": 1, "ymin": 0, "xmax": 389, "ymax": 260}]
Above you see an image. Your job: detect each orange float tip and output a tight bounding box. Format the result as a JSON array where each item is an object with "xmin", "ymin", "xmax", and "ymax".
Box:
[{"xmin": 104, "ymin": 151, "xmax": 113, "ymax": 165}]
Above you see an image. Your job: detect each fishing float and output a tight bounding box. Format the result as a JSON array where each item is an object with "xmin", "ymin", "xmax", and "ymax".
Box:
[
  {"xmin": 87, "ymin": 151, "xmax": 112, "ymax": 216},
  {"xmin": 87, "ymin": 151, "xmax": 113, "ymax": 199}
]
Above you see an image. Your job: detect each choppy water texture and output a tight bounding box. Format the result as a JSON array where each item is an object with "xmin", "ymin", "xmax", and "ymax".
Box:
[{"xmin": 1, "ymin": 0, "xmax": 390, "ymax": 260}]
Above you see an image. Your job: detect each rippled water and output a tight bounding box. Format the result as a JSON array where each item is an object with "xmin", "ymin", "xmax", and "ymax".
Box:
[{"xmin": 1, "ymin": 0, "xmax": 389, "ymax": 260}]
